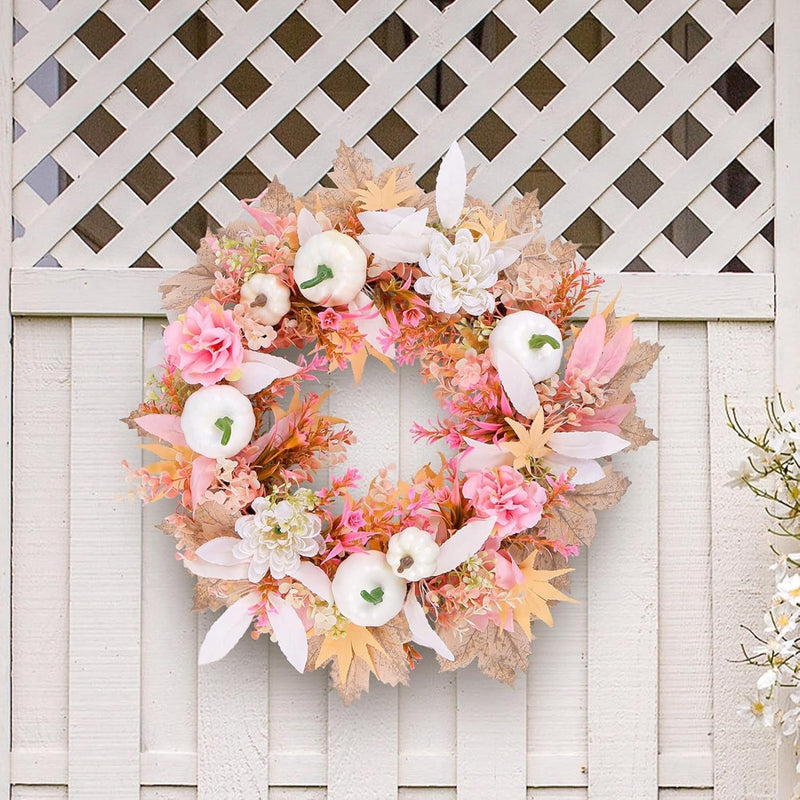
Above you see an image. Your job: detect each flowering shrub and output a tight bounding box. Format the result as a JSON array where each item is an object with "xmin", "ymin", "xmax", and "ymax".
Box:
[{"xmin": 728, "ymin": 396, "xmax": 800, "ymax": 789}]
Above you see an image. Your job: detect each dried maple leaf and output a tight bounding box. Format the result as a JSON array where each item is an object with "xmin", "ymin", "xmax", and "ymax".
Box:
[
  {"xmin": 500, "ymin": 410, "xmax": 556, "ymax": 470},
  {"xmin": 309, "ymin": 614, "xmax": 410, "ymax": 703},
  {"xmin": 259, "ymin": 178, "xmax": 296, "ymax": 216},
  {"xmin": 159, "ymin": 259, "xmax": 217, "ymax": 313},
  {"xmin": 502, "ymin": 190, "xmax": 542, "ymax": 235},
  {"xmin": 192, "ymin": 578, "xmax": 225, "ymax": 613},
  {"xmin": 179, "ymin": 502, "xmax": 240, "ymax": 552},
  {"xmin": 329, "ymin": 141, "xmax": 375, "ymax": 191},
  {"xmin": 351, "ymin": 168, "xmax": 420, "ymax": 211},
  {"xmin": 617, "ymin": 392, "xmax": 657, "ymax": 449},
  {"xmin": 437, "ymin": 622, "xmax": 532, "ymax": 685},
  {"xmin": 537, "ymin": 464, "xmax": 630, "ymax": 546},
  {"xmin": 605, "ymin": 338, "xmax": 662, "ymax": 402}
]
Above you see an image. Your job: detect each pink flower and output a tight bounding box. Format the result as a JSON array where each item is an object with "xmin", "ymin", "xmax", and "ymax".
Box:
[
  {"xmin": 453, "ymin": 348, "xmax": 485, "ymax": 390},
  {"xmin": 402, "ymin": 307, "xmax": 425, "ymax": 327},
  {"xmin": 462, "ymin": 466, "xmax": 547, "ymax": 537},
  {"xmin": 163, "ymin": 300, "xmax": 244, "ymax": 386},
  {"xmin": 319, "ymin": 308, "xmax": 342, "ymax": 330}
]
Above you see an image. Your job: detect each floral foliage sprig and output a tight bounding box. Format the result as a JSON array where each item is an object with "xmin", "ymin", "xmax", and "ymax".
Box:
[
  {"xmin": 126, "ymin": 142, "xmax": 658, "ymax": 702},
  {"xmin": 728, "ymin": 395, "xmax": 800, "ymax": 790}
]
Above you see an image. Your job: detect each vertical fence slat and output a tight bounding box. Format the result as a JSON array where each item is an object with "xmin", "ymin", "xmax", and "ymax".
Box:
[
  {"xmin": 399, "ymin": 364, "xmax": 457, "ymax": 787},
  {"xmin": 774, "ymin": 0, "xmax": 800, "ymax": 793},
  {"xmin": 68, "ymin": 317, "xmax": 142, "ymax": 798},
  {"xmin": 197, "ymin": 623, "xmax": 269, "ymax": 798},
  {"xmin": 657, "ymin": 323, "xmax": 713, "ymax": 784},
  {"xmin": 12, "ymin": 319, "xmax": 71, "ymax": 762},
  {"xmin": 707, "ymin": 321, "xmax": 776, "ymax": 798},
  {"xmin": 140, "ymin": 320, "xmax": 198, "ymax": 769},
  {"xmin": 587, "ymin": 320, "xmax": 659, "ymax": 799},
  {"xmin": 1, "ymin": 0, "xmax": 12, "ymax": 789},
  {"xmin": 457, "ymin": 670, "xmax": 526, "ymax": 799},
  {"xmin": 327, "ymin": 358, "xmax": 400, "ymax": 799}
]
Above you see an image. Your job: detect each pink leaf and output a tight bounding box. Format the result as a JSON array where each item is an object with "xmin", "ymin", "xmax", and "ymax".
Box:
[
  {"xmin": 266, "ymin": 594, "xmax": 308, "ymax": 673},
  {"xmin": 565, "ymin": 315, "xmax": 606, "ymax": 383},
  {"xmin": 347, "ymin": 293, "xmax": 397, "ymax": 359},
  {"xmin": 190, "ymin": 457, "xmax": 217, "ymax": 507},
  {"xmin": 576, "ymin": 403, "xmax": 633, "ymax": 433},
  {"xmin": 135, "ymin": 414, "xmax": 186, "ymax": 447},
  {"xmin": 594, "ymin": 324, "xmax": 634, "ymax": 383},
  {"xmin": 403, "ymin": 588, "xmax": 454, "ymax": 660},
  {"xmin": 297, "ymin": 207, "xmax": 322, "ymax": 246},
  {"xmin": 198, "ymin": 592, "xmax": 259, "ymax": 664},
  {"xmin": 241, "ymin": 199, "xmax": 281, "ymax": 237},
  {"xmin": 432, "ymin": 516, "xmax": 497, "ymax": 576},
  {"xmin": 493, "ymin": 551, "xmax": 525, "ymax": 590}
]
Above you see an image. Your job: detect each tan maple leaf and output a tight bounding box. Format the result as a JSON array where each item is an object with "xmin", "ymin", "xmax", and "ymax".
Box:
[
  {"xmin": 501, "ymin": 190, "xmax": 543, "ymax": 236},
  {"xmin": 500, "ymin": 410, "xmax": 556, "ymax": 470},
  {"xmin": 329, "ymin": 141, "xmax": 375, "ymax": 191},
  {"xmin": 192, "ymin": 578, "xmax": 225, "ymax": 613},
  {"xmin": 605, "ymin": 338, "xmax": 662, "ymax": 402},
  {"xmin": 436, "ymin": 622, "xmax": 532, "ymax": 685},
  {"xmin": 159, "ymin": 259, "xmax": 218, "ymax": 313},
  {"xmin": 259, "ymin": 178, "xmax": 296, "ymax": 216},
  {"xmin": 511, "ymin": 554, "xmax": 576, "ymax": 637},
  {"xmin": 351, "ymin": 168, "xmax": 420, "ymax": 211},
  {"xmin": 617, "ymin": 391, "xmax": 657, "ymax": 449},
  {"xmin": 309, "ymin": 614, "xmax": 410, "ymax": 703},
  {"xmin": 537, "ymin": 464, "xmax": 630, "ymax": 546}
]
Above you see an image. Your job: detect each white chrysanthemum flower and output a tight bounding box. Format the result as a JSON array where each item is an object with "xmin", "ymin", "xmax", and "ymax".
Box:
[
  {"xmin": 233, "ymin": 489, "xmax": 324, "ymax": 582},
  {"xmin": 415, "ymin": 229, "xmax": 513, "ymax": 316}
]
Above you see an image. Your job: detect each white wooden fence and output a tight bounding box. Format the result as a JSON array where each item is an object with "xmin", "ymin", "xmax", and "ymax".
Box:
[{"xmin": 4, "ymin": 0, "xmax": 799, "ymax": 797}]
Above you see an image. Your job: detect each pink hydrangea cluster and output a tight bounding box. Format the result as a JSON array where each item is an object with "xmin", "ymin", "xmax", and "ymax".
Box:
[
  {"xmin": 163, "ymin": 299, "xmax": 244, "ymax": 386},
  {"xmin": 462, "ymin": 465, "xmax": 547, "ymax": 537}
]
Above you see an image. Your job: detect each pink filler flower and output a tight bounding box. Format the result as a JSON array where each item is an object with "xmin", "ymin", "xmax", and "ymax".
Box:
[
  {"xmin": 163, "ymin": 299, "xmax": 244, "ymax": 386},
  {"xmin": 462, "ymin": 465, "xmax": 547, "ymax": 537}
]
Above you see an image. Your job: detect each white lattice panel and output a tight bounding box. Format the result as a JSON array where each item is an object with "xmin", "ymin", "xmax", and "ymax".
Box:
[{"xmin": 11, "ymin": 0, "xmax": 774, "ymax": 274}]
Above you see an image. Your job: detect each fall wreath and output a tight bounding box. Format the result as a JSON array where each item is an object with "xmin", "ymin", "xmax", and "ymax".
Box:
[{"xmin": 125, "ymin": 143, "xmax": 659, "ymax": 702}]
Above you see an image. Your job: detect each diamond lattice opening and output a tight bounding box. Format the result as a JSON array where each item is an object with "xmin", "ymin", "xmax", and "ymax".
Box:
[
  {"xmin": 272, "ymin": 11, "xmax": 320, "ymax": 60},
  {"xmin": 467, "ymin": 110, "xmax": 515, "ymax": 161},
  {"xmin": 124, "ymin": 60, "xmax": 172, "ymax": 107},
  {"xmin": 662, "ymin": 13, "xmax": 711, "ymax": 62},
  {"xmin": 174, "ymin": 11, "xmax": 222, "ymax": 59},
  {"xmin": 417, "ymin": 62, "xmax": 466, "ymax": 111},
  {"xmin": 223, "ymin": 61, "xmax": 271, "ymax": 108},
  {"xmin": 272, "ymin": 110, "xmax": 319, "ymax": 158},
  {"xmin": 515, "ymin": 159, "xmax": 564, "ymax": 205},
  {"xmin": 322, "ymin": 62, "xmax": 368, "ymax": 110},
  {"xmin": 369, "ymin": 14, "xmax": 417, "ymax": 61},
  {"xmin": 665, "ymin": 208, "xmax": 711, "ymax": 257},
  {"xmin": 615, "ymin": 161, "xmax": 662, "ymax": 208},
  {"xmin": 517, "ymin": 62, "xmax": 564, "ymax": 110}
]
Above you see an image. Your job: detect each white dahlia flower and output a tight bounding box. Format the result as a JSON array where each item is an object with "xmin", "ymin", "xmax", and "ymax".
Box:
[{"xmin": 233, "ymin": 489, "xmax": 324, "ymax": 582}]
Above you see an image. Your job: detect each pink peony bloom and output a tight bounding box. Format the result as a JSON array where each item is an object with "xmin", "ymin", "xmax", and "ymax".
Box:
[
  {"xmin": 163, "ymin": 300, "xmax": 244, "ymax": 386},
  {"xmin": 462, "ymin": 466, "xmax": 547, "ymax": 537}
]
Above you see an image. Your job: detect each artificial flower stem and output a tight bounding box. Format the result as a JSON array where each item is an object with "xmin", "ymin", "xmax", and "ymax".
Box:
[
  {"xmin": 529, "ymin": 333, "xmax": 560, "ymax": 350},
  {"xmin": 299, "ymin": 264, "xmax": 334, "ymax": 290},
  {"xmin": 360, "ymin": 587, "xmax": 384, "ymax": 605},
  {"xmin": 215, "ymin": 415, "xmax": 234, "ymax": 446}
]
